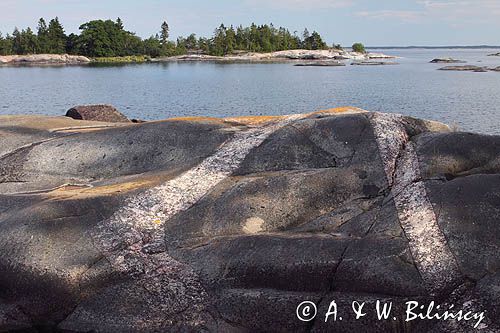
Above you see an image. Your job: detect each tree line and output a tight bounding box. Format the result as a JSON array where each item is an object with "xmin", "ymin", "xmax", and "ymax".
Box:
[{"xmin": 0, "ymin": 18, "xmax": 340, "ymax": 57}]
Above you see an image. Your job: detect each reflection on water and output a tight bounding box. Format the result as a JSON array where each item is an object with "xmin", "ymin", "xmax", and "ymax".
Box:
[{"xmin": 0, "ymin": 49, "xmax": 499, "ymax": 134}]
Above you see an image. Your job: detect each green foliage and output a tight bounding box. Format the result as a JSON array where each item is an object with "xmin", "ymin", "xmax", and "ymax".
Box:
[
  {"xmin": 352, "ymin": 42, "xmax": 366, "ymax": 53},
  {"xmin": 0, "ymin": 17, "xmax": 68, "ymax": 55},
  {"xmin": 77, "ymin": 19, "xmax": 143, "ymax": 57},
  {"xmin": 65, "ymin": 33, "xmax": 79, "ymax": 55},
  {"xmin": 302, "ymin": 31, "xmax": 327, "ymax": 50},
  {"xmin": 160, "ymin": 21, "xmax": 169, "ymax": 44},
  {"xmin": 47, "ymin": 17, "xmax": 66, "ymax": 53},
  {"xmin": 143, "ymin": 35, "xmax": 162, "ymax": 58},
  {"xmin": 0, "ymin": 32, "xmax": 14, "ymax": 55},
  {"xmin": 204, "ymin": 23, "xmax": 327, "ymax": 56},
  {"xmin": 37, "ymin": 18, "xmax": 49, "ymax": 53},
  {"xmin": 0, "ymin": 18, "xmax": 331, "ymax": 58}
]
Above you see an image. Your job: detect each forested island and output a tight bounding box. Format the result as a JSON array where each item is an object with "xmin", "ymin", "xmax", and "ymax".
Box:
[{"xmin": 0, "ymin": 17, "xmax": 353, "ymax": 59}]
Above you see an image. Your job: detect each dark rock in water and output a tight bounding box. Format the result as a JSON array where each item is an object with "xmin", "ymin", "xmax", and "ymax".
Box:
[
  {"xmin": 0, "ymin": 108, "xmax": 499, "ymax": 332},
  {"xmin": 490, "ymin": 66, "xmax": 500, "ymax": 72},
  {"xmin": 438, "ymin": 65, "xmax": 488, "ymax": 72},
  {"xmin": 487, "ymin": 52, "xmax": 500, "ymax": 56},
  {"xmin": 430, "ymin": 58, "xmax": 466, "ymax": 63},
  {"xmin": 66, "ymin": 104, "xmax": 131, "ymax": 123},
  {"xmin": 294, "ymin": 61, "xmax": 346, "ymax": 67},
  {"xmin": 351, "ymin": 61, "xmax": 398, "ymax": 66}
]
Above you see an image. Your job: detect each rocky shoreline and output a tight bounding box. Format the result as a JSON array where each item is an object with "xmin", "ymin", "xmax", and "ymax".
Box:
[
  {"xmin": 0, "ymin": 50, "xmax": 395, "ymax": 66},
  {"xmin": 154, "ymin": 49, "xmax": 396, "ymax": 63},
  {"xmin": 0, "ymin": 54, "xmax": 91, "ymax": 65},
  {"xmin": 0, "ymin": 107, "xmax": 499, "ymax": 332}
]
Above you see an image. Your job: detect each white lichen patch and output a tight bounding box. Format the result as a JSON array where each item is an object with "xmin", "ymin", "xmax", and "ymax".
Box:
[
  {"xmin": 371, "ymin": 113, "xmax": 461, "ymax": 294},
  {"xmin": 370, "ymin": 112, "xmax": 409, "ymax": 186},
  {"xmin": 243, "ymin": 217, "xmax": 265, "ymax": 234}
]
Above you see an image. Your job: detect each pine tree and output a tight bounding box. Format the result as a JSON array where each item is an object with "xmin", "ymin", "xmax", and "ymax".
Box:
[
  {"xmin": 12, "ymin": 28, "xmax": 23, "ymax": 54},
  {"xmin": 24, "ymin": 27, "xmax": 38, "ymax": 54},
  {"xmin": 116, "ymin": 17, "xmax": 124, "ymax": 29},
  {"xmin": 37, "ymin": 18, "xmax": 49, "ymax": 53},
  {"xmin": 47, "ymin": 17, "xmax": 66, "ymax": 53},
  {"xmin": 302, "ymin": 28, "xmax": 310, "ymax": 48},
  {"xmin": 225, "ymin": 26, "xmax": 236, "ymax": 54},
  {"xmin": 0, "ymin": 32, "xmax": 13, "ymax": 55},
  {"xmin": 160, "ymin": 21, "xmax": 169, "ymax": 45}
]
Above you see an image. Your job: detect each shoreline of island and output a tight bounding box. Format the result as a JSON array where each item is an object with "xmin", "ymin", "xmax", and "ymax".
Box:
[{"xmin": 0, "ymin": 49, "xmax": 397, "ymax": 66}]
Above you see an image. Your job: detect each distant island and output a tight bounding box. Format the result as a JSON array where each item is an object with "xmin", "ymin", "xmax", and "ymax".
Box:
[{"xmin": 0, "ymin": 17, "xmax": 368, "ymax": 61}]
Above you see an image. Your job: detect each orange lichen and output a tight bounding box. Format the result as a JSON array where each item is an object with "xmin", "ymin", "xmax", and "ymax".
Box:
[
  {"xmin": 312, "ymin": 106, "xmax": 367, "ymax": 115},
  {"xmin": 223, "ymin": 115, "xmax": 284, "ymax": 126},
  {"xmin": 46, "ymin": 173, "xmax": 175, "ymax": 200},
  {"xmin": 0, "ymin": 115, "xmax": 126, "ymax": 132}
]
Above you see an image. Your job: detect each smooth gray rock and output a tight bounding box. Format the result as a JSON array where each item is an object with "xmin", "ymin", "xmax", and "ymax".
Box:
[
  {"xmin": 0, "ymin": 110, "xmax": 498, "ymax": 332},
  {"xmin": 430, "ymin": 58, "xmax": 466, "ymax": 63},
  {"xmin": 351, "ymin": 61, "xmax": 398, "ymax": 66},
  {"xmin": 438, "ymin": 65, "xmax": 488, "ymax": 72},
  {"xmin": 294, "ymin": 61, "xmax": 346, "ymax": 67}
]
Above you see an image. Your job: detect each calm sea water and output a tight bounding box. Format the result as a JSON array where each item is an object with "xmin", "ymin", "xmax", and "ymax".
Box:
[{"xmin": 1, "ymin": 49, "xmax": 499, "ymax": 134}]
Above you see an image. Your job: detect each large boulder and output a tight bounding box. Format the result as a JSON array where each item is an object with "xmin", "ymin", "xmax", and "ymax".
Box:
[
  {"xmin": 0, "ymin": 108, "xmax": 498, "ymax": 332},
  {"xmin": 66, "ymin": 104, "xmax": 131, "ymax": 123}
]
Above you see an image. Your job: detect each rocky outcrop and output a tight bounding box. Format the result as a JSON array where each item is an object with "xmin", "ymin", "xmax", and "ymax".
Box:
[
  {"xmin": 439, "ymin": 65, "xmax": 487, "ymax": 72},
  {"xmin": 366, "ymin": 52, "xmax": 396, "ymax": 59},
  {"xmin": 439, "ymin": 65, "xmax": 499, "ymax": 72},
  {"xmin": 66, "ymin": 105, "xmax": 131, "ymax": 123},
  {"xmin": 487, "ymin": 52, "xmax": 500, "ymax": 56},
  {"xmin": 0, "ymin": 54, "xmax": 90, "ymax": 65},
  {"xmin": 0, "ymin": 108, "xmax": 498, "ymax": 332},
  {"xmin": 155, "ymin": 49, "xmax": 395, "ymax": 63},
  {"xmin": 351, "ymin": 61, "xmax": 399, "ymax": 66},
  {"xmin": 430, "ymin": 58, "xmax": 466, "ymax": 63},
  {"xmin": 294, "ymin": 61, "xmax": 346, "ymax": 67}
]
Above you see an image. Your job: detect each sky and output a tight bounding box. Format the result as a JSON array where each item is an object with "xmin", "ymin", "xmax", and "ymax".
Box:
[{"xmin": 1, "ymin": 0, "xmax": 500, "ymax": 46}]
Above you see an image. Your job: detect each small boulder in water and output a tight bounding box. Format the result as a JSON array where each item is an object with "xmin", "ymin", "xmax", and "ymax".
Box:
[{"xmin": 430, "ymin": 58, "xmax": 466, "ymax": 63}]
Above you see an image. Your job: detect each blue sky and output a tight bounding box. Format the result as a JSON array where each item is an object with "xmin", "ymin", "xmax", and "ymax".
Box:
[{"xmin": 1, "ymin": 0, "xmax": 500, "ymax": 46}]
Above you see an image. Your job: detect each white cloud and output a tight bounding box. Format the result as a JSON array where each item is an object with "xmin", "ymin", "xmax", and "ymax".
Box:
[
  {"xmin": 418, "ymin": 0, "xmax": 500, "ymax": 18},
  {"xmin": 246, "ymin": 0, "xmax": 353, "ymax": 10},
  {"xmin": 356, "ymin": 10, "xmax": 423, "ymax": 22},
  {"xmin": 356, "ymin": 0, "xmax": 500, "ymax": 26}
]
